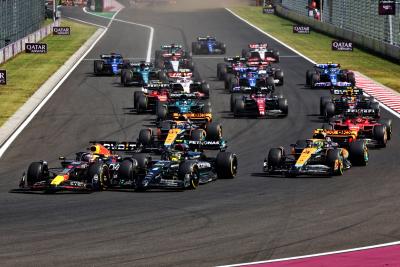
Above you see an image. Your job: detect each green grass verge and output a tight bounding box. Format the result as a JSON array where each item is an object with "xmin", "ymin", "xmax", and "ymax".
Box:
[
  {"xmin": 231, "ymin": 6, "xmax": 400, "ymax": 92},
  {"xmin": 0, "ymin": 19, "xmax": 96, "ymax": 127}
]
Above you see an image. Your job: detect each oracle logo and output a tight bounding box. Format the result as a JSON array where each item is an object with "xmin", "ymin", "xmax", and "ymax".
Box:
[
  {"xmin": 25, "ymin": 43, "xmax": 47, "ymax": 53},
  {"xmin": 331, "ymin": 40, "xmax": 353, "ymax": 51}
]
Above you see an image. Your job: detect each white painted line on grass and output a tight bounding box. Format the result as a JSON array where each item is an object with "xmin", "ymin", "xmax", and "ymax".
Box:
[
  {"xmin": 0, "ymin": 9, "xmax": 122, "ymax": 158},
  {"xmin": 225, "ymin": 8, "xmax": 400, "ymax": 119},
  {"xmin": 83, "ymin": 8, "xmax": 154, "ymax": 62}
]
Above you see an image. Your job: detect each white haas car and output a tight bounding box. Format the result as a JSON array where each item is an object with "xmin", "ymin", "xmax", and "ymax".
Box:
[
  {"xmin": 167, "ymin": 70, "xmax": 210, "ymax": 99},
  {"xmin": 242, "ymin": 43, "xmax": 280, "ymax": 63}
]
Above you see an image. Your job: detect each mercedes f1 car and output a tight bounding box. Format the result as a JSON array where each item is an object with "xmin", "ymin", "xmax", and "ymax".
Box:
[
  {"xmin": 114, "ymin": 143, "xmax": 238, "ymax": 191},
  {"xmin": 192, "ymin": 36, "xmax": 226, "ymax": 55},
  {"xmin": 93, "ymin": 53, "xmax": 127, "ymax": 75},
  {"xmin": 264, "ymin": 138, "xmax": 368, "ymax": 177},
  {"xmin": 306, "ymin": 63, "xmax": 355, "ymax": 88}
]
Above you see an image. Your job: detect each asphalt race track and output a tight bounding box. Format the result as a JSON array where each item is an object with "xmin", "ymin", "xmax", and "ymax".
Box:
[{"xmin": 1, "ymin": 2, "xmax": 400, "ymax": 266}]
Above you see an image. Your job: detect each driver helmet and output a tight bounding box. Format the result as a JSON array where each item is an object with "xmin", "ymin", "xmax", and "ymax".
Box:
[{"xmin": 81, "ymin": 152, "xmax": 98, "ymax": 163}]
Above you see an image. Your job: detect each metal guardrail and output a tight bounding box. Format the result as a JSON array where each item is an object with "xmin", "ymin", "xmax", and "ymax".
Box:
[
  {"xmin": 281, "ymin": 0, "xmax": 400, "ymax": 47},
  {"xmin": 0, "ymin": 0, "xmax": 45, "ymax": 49}
]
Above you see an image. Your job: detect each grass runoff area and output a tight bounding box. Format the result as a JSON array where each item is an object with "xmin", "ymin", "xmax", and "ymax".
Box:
[
  {"xmin": 0, "ymin": 19, "xmax": 96, "ymax": 127},
  {"xmin": 231, "ymin": 6, "xmax": 400, "ymax": 92}
]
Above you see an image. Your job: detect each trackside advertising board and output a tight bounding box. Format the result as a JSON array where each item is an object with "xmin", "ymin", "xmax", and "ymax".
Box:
[
  {"xmin": 25, "ymin": 43, "xmax": 47, "ymax": 53},
  {"xmin": 332, "ymin": 40, "xmax": 353, "ymax": 51},
  {"xmin": 0, "ymin": 70, "xmax": 6, "ymax": 85},
  {"xmin": 53, "ymin": 27, "xmax": 71, "ymax": 35},
  {"xmin": 379, "ymin": 0, "xmax": 396, "ymax": 15},
  {"xmin": 293, "ymin": 25, "xmax": 310, "ymax": 34}
]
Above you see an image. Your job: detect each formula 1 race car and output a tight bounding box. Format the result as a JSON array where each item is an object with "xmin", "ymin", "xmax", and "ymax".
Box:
[
  {"xmin": 306, "ymin": 63, "xmax": 355, "ymax": 88},
  {"xmin": 314, "ymin": 113, "xmax": 392, "ymax": 148},
  {"xmin": 114, "ymin": 143, "xmax": 238, "ymax": 191},
  {"xmin": 216, "ymin": 56, "xmax": 247, "ymax": 81},
  {"xmin": 156, "ymin": 93, "xmax": 212, "ymax": 124},
  {"xmin": 137, "ymin": 120, "xmax": 225, "ymax": 150},
  {"xmin": 320, "ymin": 87, "xmax": 380, "ymax": 119},
  {"xmin": 14, "ymin": 143, "xmax": 131, "ymax": 193},
  {"xmin": 264, "ymin": 138, "xmax": 368, "ymax": 177},
  {"xmin": 225, "ymin": 67, "xmax": 279, "ymax": 93},
  {"xmin": 231, "ymin": 88, "xmax": 288, "ymax": 117},
  {"xmin": 93, "ymin": 53, "xmax": 127, "ymax": 75},
  {"xmin": 166, "ymin": 70, "xmax": 210, "ymax": 97},
  {"xmin": 192, "ymin": 36, "xmax": 226, "ymax": 55},
  {"xmin": 134, "ymin": 83, "xmax": 171, "ymax": 114},
  {"xmin": 241, "ymin": 43, "xmax": 280, "ymax": 63},
  {"xmin": 121, "ymin": 62, "xmax": 167, "ymax": 86}
]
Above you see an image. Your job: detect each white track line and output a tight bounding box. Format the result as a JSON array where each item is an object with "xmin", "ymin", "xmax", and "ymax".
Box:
[
  {"xmin": 218, "ymin": 241, "xmax": 400, "ymax": 267},
  {"xmin": 83, "ymin": 8, "xmax": 154, "ymax": 62},
  {"xmin": 0, "ymin": 9, "xmax": 121, "ymax": 158},
  {"xmin": 221, "ymin": 8, "xmax": 400, "ymax": 267},
  {"xmin": 225, "ymin": 8, "xmax": 400, "ymax": 119},
  {"xmin": 64, "ymin": 16, "xmax": 107, "ymax": 28}
]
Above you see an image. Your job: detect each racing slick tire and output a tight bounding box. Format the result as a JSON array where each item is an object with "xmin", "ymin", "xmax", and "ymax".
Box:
[
  {"xmin": 306, "ymin": 70, "xmax": 314, "ymax": 85},
  {"xmin": 201, "ymin": 82, "xmax": 210, "ymax": 98},
  {"xmin": 371, "ymin": 102, "xmax": 380, "ymax": 118},
  {"xmin": 87, "ymin": 162, "xmax": 109, "ymax": 191},
  {"xmin": 134, "ymin": 91, "xmax": 144, "ymax": 110},
  {"xmin": 267, "ymin": 148, "xmax": 284, "ymax": 171},
  {"xmin": 278, "ymin": 98, "xmax": 288, "ymax": 116},
  {"xmin": 373, "ymin": 125, "xmax": 387, "ymax": 147},
  {"xmin": 206, "ymin": 122, "xmax": 222, "ymax": 141},
  {"xmin": 216, "ymin": 152, "xmax": 238, "ymax": 179},
  {"xmin": 27, "ymin": 162, "xmax": 47, "ymax": 186},
  {"xmin": 311, "ymin": 73, "xmax": 320, "ymax": 88},
  {"xmin": 121, "ymin": 69, "xmax": 127, "ymax": 85},
  {"xmin": 191, "ymin": 129, "xmax": 206, "ymax": 141},
  {"xmin": 132, "ymin": 153, "xmax": 150, "ymax": 170},
  {"xmin": 118, "ymin": 159, "xmax": 138, "ymax": 183},
  {"xmin": 347, "ymin": 72, "xmax": 356, "ymax": 86},
  {"xmin": 349, "ymin": 140, "xmax": 368, "ymax": 166},
  {"xmin": 229, "ymin": 76, "xmax": 239, "ymax": 93},
  {"xmin": 137, "ymin": 95, "xmax": 148, "ymax": 114},
  {"xmin": 94, "ymin": 60, "xmax": 103, "ymax": 75},
  {"xmin": 225, "ymin": 74, "xmax": 234, "ymax": 90},
  {"xmin": 233, "ymin": 99, "xmax": 245, "ymax": 117},
  {"xmin": 266, "ymin": 76, "xmax": 275, "ymax": 89},
  {"xmin": 275, "ymin": 70, "xmax": 284, "ymax": 86},
  {"xmin": 156, "ymin": 103, "xmax": 168, "ymax": 121},
  {"xmin": 191, "ymin": 42, "xmax": 198, "ymax": 54},
  {"xmin": 273, "ymin": 50, "xmax": 280, "ymax": 63},
  {"xmin": 320, "ymin": 97, "xmax": 331, "ymax": 116},
  {"xmin": 241, "ymin": 48, "xmax": 249, "ymax": 58},
  {"xmin": 138, "ymin": 129, "xmax": 153, "ymax": 147},
  {"xmin": 378, "ymin": 118, "xmax": 392, "ymax": 140},
  {"xmin": 230, "ymin": 94, "xmax": 242, "ymax": 112},
  {"xmin": 217, "ymin": 63, "xmax": 227, "ymax": 81},
  {"xmin": 326, "ymin": 149, "xmax": 344, "ymax": 176},
  {"xmin": 179, "ymin": 161, "xmax": 200, "ymax": 189},
  {"xmin": 323, "ymin": 102, "xmax": 335, "ymax": 119}
]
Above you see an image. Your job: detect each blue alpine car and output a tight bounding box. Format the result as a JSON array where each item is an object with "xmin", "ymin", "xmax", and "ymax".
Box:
[{"xmin": 192, "ymin": 36, "xmax": 226, "ymax": 55}]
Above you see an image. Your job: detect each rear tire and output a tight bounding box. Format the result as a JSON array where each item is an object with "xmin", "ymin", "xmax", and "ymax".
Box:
[
  {"xmin": 230, "ymin": 94, "xmax": 242, "ymax": 112},
  {"xmin": 94, "ymin": 60, "xmax": 103, "ymax": 75},
  {"xmin": 278, "ymin": 98, "xmax": 288, "ymax": 116},
  {"xmin": 87, "ymin": 162, "xmax": 109, "ymax": 191},
  {"xmin": 137, "ymin": 95, "xmax": 148, "ymax": 114},
  {"xmin": 324, "ymin": 102, "xmax": 335, "ymax": 119},
  {"xmin": 349, "ymin": 140, "xmax": 368, "ymax": 166},
  {"xmin": 378, "ymin": 118, "xmax": 392, "ymax": 140},
  {"xmin": 216, "ymin": 152, "xmax": 238, "ymax": 179},
  {"xmin": 373, "ymin": 125, "xmax": 387, "ymax": 147},
  {"xmin": 233, "ymin": 99, "xmax": 245, "ymax": 117},
  {"xmin": 156, "ymin": 103, "xmax": 168, "ymax": 121},
  {"xmin": 326, "ymin": 149, "xmax": 343, "ymax": 176},
  {"xmin": 206, "ymin": 122, "xmax": 222, "ymax": 141},
  {"xmin": 138, "ymin": 129, "xmax": 153, "ymax": 147},
  {"xmin": 179, "ymin": 161, "xmax": 200, "ymax": 189},
  {"xmin": 118, "ymin": 159, "xmax": 138, "ymax": 182},
  {"xmin": 191, "ymin": 129, "xmax": 206, "ymax": 141},
  {"xmin": 217, "ymin": 63, "xmax": 227, "ymax": 81}
]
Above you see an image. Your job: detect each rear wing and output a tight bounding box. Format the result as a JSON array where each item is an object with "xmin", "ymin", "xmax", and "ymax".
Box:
[
  {"xmin": 330, "ymin": 87, "xmax": 363, "ymax": 95},
  {"xmin": 225, "ymin": 56, "xmax": 247, "ymax": 63},
  {"xmin": 169, "ymin": 92, "xmax": 198, "ymax": 99},
  {"xmin": 162, "ymin": 52, "xmax": 182, "ymax": 57},
  {"xmin": 100, "ymin": 53, "xmax": 122, "ymax": 59},
  {"xmin": 315, "ymin": 63, "xmax": 340, "ymax": 69},
  {"xmin": 197, "ymin": 36, "xmax": 215, "ymax": 41},
  {"xmin": 161, "ymin": 44, "xmax": 182, "ymax": 49},
  {"xmin": 89, "ymin": 141, "xmax": 138, "ymax": 152},
  {"xmin": 183, "ymin": 140, "xmax": 227, "ymax": 151},
  {"xmin": 249, "ymin": 43, "xmax": 268, "ymax": 49},
  {"xmin": 167, "ymin": 71, "xmax": 193, "ymax": 78},
  {"xmin": 145, "ymin": 83, "xmax": 171, "ymax": 90},
  {"xmin": 344, "ymin": 108, "xmax": 378, "ymax": 117}
]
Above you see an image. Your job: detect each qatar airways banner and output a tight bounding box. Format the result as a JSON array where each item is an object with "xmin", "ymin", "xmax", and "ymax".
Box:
[{"xmin": 332, "ymin": 40, "xmax": 353, "ymax": 51}]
